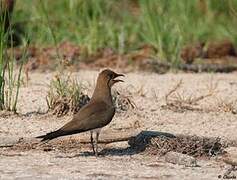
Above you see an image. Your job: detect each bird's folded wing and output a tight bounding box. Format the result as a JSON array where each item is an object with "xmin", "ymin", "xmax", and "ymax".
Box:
[{"xmin": 60, "ymin": 100, "xmax": 115, "ymax": 133}]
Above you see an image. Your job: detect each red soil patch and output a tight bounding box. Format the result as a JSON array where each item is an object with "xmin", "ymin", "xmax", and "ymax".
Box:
[
  {"xmin": 10, "ymin": 39, "xmax": 237, "ymax": 74},
  {"xmin": 180, "ymin": 40, "xmax": 237, "ymax": 64}
]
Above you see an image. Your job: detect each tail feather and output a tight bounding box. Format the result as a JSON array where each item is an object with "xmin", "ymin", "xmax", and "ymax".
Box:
[
  {"xmin": 36, "ymin": 129, "xmax": 85, "ymax": 141},
  {"xmin": 36, "ymin": 129, "xmax": 67, "ymax": 141}
]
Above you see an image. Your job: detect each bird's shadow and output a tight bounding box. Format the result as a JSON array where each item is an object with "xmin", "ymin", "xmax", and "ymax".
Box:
[{"xmin": 66, "ymin": 131, "xmax": 176, "ymax": 158}]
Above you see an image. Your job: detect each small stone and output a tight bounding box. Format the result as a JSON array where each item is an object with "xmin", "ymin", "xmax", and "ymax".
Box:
[
  {"xmin": 164, "ymin": 151, "xmax": 198, "ymax": 167},
  {"xmin": 0, "ymin": 136, "xmax": 19, "ymax": 147},
  {"xmin": 222, "ymin": 147, "xmax": 237, "ymax": 166}
]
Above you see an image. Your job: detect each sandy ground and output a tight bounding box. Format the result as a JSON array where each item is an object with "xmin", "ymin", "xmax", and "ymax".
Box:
[{"xmin": 0, "ymin": 70, "xmax": 237, "ymax": 179}]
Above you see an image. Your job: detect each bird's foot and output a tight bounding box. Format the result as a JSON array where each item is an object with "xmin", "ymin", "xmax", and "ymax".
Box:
[{"xmin": 92, "ymin": 146, "xmax": 96, "ymax": 155}]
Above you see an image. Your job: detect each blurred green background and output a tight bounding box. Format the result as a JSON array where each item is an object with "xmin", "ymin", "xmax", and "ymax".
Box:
[{"xmin": 11, "ymin": 0, "xmax": 237, "ymax": 63}]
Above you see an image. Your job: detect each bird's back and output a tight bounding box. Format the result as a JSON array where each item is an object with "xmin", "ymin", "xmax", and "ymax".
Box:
[{"xmin": 61, "ymin": 99, "xmax": 115, "ymax": 133}]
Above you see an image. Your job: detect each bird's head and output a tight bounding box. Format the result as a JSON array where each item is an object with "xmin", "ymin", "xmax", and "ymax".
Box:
[{"xmin": 98, "ymin": 69, "xmax": 124, "ymax": 88}]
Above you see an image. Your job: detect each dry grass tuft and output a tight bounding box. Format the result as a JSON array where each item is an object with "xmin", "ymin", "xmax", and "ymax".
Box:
[
  {"xmin": 147, "ymin": 136, "xmax": 225, "ymax": 157},
  {"xmin": 162, "ymin": 79, "xmax": 218, "ymax": 112},
  {"xmin": 46, "ymin": 75, "xmax": 90, "ymax": 117},
  {"xmin": 129, "ymin": 132, "xmax": 227, "ymax": 158},
  {"xmin": 112, "ymin": 85, "xmax": 142, "ymax": 113},
  {"xmin": 216, "ymin": 98, "xmax": 237, "ymax": 114},
  {"xmin": 113, "ymin": 90, "xmax": 136, "ymax": 113}
]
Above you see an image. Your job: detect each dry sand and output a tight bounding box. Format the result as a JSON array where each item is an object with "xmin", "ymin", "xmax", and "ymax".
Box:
[{"xmin": 0, "ymin": 70, "xmax": 237, "ymax": 179}]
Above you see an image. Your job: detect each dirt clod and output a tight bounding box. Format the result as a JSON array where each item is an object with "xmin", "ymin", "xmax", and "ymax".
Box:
[
  {"xmin": 181, "ymin": 42, "xmax": 205, "ymax": 64},
  {"xmin": 204, "ymin": 40, "xmax": 236, "ymax": 59}
]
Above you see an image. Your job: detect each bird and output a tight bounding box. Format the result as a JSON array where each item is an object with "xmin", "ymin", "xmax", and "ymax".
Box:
[{"xmin": 36, "ymin": 69, "xmax": 124, "ymax": 156}]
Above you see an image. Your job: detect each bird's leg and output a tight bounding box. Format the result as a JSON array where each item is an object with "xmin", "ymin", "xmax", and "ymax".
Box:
[
  {"xmin": 95, "ymin": 131, "xmax": 100, "ymax": 157},
  {"xmin": 90, "ymin": 131, "xmax": 95, "ymax": 155}
]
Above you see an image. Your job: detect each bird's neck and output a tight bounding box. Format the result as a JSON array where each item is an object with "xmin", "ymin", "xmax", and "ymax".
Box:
[{"xmin": 91, "ymin": 82, "xmax": 113, "ymax": 105}]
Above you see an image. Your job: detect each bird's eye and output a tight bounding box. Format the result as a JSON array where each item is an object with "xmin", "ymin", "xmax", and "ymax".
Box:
[{"xmin": 109, "ymin": 74, "xmax": 114, "ymax": 79}]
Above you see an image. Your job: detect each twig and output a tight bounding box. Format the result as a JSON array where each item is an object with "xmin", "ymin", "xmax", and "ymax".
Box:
[
  {"xmin": 165, "ymin": 80, "xmax": 182, "ymax": 102},
  {"xmin": 0, "ymin": 144, "xmax": 14, "ymax": 148}
]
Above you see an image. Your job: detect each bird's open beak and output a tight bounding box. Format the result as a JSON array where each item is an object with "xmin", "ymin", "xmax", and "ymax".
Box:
[{"xmin": 113, "ymin": 73, "xmax": 124, "ymax": 83}]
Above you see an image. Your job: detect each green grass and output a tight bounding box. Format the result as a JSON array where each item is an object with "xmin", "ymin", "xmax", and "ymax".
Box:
[
  {"xmin": 0, "ymin": 8, "xmax": 27, "ymax": 112},
  {"xmin": 12, "ymin": 0, "xmax": 237, "ymax": 65}
]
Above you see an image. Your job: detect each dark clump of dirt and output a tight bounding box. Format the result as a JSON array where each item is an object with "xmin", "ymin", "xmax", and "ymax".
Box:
[
  {"xmin": 179, "ymin": 39, "xmax": 237, "ymax": 73},
  {"xmin": 129, "ymin": 131, "xmax": 227, "ymax": 158},
  {"xmin": 180, "ymin": 42, "xmax": 205, "ymax": 64},
  {"xmin": 204, "ymin": 40, "xmax": 237, "ymax": 59},
  {"xmin": 180, "ymin": 39, "xmax": 237, "ymax": 64}
]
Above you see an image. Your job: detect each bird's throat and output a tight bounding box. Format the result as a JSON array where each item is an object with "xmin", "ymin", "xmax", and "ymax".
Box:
[{"xmin": 91, "ymin": 82, "xmax": 113, "ymax": 104}]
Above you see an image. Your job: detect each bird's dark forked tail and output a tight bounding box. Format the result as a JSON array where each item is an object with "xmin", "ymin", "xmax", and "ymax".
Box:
[{"xmin": 36, "ymin": 129, "xmax": 66, "ymax": 141}]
